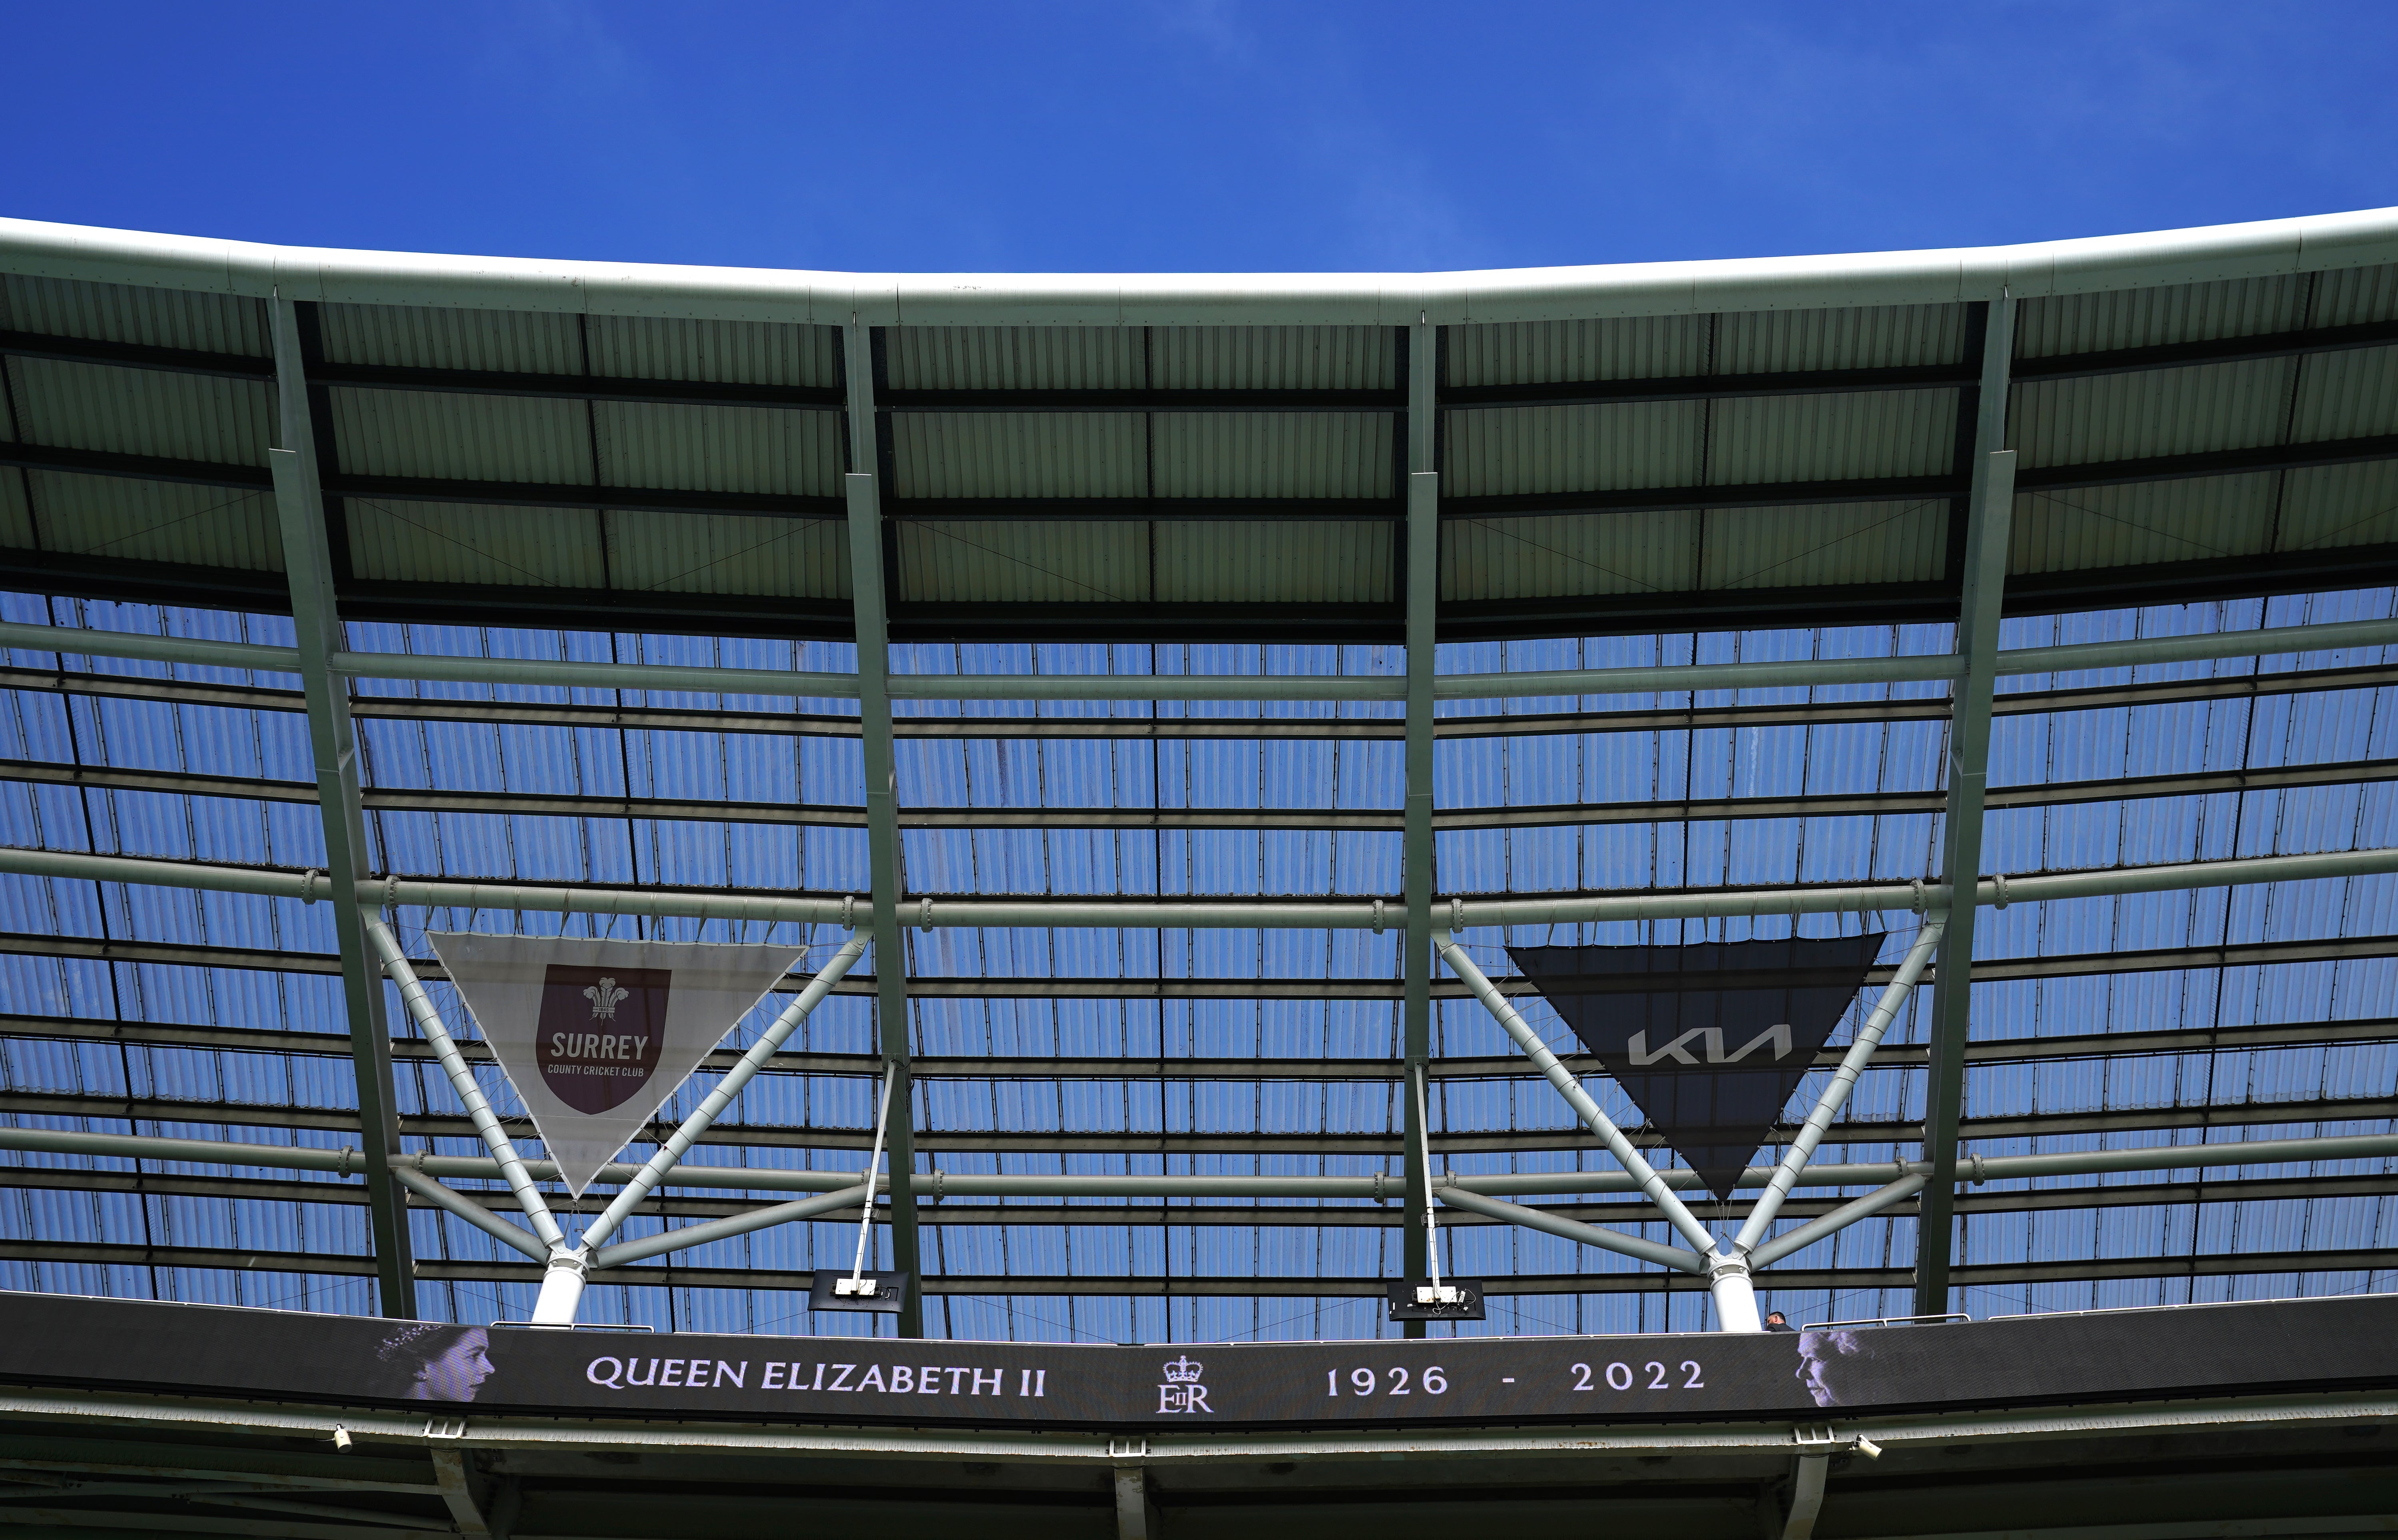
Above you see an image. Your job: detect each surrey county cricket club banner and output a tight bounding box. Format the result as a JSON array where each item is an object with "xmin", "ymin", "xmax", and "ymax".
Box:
[
  {"xmin": 1508, "ymin": 934, "xmax": 1887, "ymax": 1200},
  {"xmin": 4, "ymin": 1293, "xmax": 2398, "ymax": 1430},
  {"xmin": 426, "ymin": 934, "xmax": 805, "ymax": 1196}
]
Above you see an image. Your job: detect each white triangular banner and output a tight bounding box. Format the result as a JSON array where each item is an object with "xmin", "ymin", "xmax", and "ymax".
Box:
[{"xmin": 427, "ymin": 933, "xmax": 803, "ymax": 1198}]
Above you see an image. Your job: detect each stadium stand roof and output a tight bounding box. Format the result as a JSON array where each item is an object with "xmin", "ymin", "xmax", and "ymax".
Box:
[{"xmin": 2, "ymin": 207, "xmax": 2398, "ymax": 1357}]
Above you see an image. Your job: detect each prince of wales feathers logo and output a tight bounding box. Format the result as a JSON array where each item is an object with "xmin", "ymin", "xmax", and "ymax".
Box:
[
  {"xmin": 582, "ymin": 977, "xmax": 629, "ymax": 1021},
  {"xmin": 1157, "ymin": 1355, "xmax": 1211, "ymax": 1415}
]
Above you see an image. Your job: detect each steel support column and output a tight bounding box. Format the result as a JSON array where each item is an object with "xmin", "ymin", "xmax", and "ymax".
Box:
[
  {"xmin": 845, "ymin": 318, "xmax": 923, "ymax": 1336},
  {"xmin": 267, "ymin": 295, "xmax": 416, "ymax": 1317},
  {"xmin": 1399, "ymin": 316, "xmax": 1439, "ymax": 1334},
  {"xmin": 1914, "ymin": 295, "xmax": 2018, "ymax": 1316}
]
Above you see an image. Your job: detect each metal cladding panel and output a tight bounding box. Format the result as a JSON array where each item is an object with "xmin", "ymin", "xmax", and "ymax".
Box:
[
  {"xmin": 2016, "ymin": 274, "xmax": 2309, "ymax": 358},
  {"xmin": 1444, "ymin": 315, "xmax": 1711, "ymax": 387},
  {"xmin": 1440, "ymin": 509, "xmax": 1699, "ymax": 600},
  {"xmin": 343, "ymin": 498, "xmax": 607, "ymax": 587},
  {"xmin": 604, "ymin": 509, "xmax": 849, "ymax": 598},
  {"xmin": 886, "ymin": 326, "xmax": 1143, "ymax": 390},
  {"xmin": 1700, "ymin": 499, "xmax": 1948, "ymax": 590},
  {"xmin": 895, "ymin": 520, "xmax": 1152, "ymax": 604},
  {"xmin": 0, "ymin": 274, "xmax": 269, "ymax": 356},
  {"xmin": 1150, "ymin": 412, "xmax": 1394, "ymax": 499},
  {"xmin": 326, "ymin": 386, "xmax": 594, "ymax": 484},
  {"xmin": 1443, "ymin": 400, "xmax": 1705, "ymax": 497},
  {"xmin": 2288, "ymin": 344, "xmax": 2398, "ymax": 442},
  {"xmin": 889, "ymin": 412, "xmax": 1145, "ymax": 498},
  {"xmin": 1706, "ymin": 388, "xmax": 1959, "ymax": 484},
  {"xmin": 2010, "ymin": 476, "xmax": 2275, "ymax": 575},
  {"xmin": 315, "ymin": 301, "xmax": 586, "ymax": 374},
  {"xmin": 2275, "ymin": 460, "xmax": 2398, "ymax": 553},
  {"xmin": 1148, "ymin": 325, "xmax": 1396, "ymax": 390},
  {"xmin": 21, "ymin": 473, "xmax": 279, "ymax": 571},
  {"xmin": 8, "ymin": 356, "xmax": 271, "ymax": 467},
  {"xmin": 1151, "ymin": 521, "xmax": 1393, "ymax": 603},
  {"xmin": 2310, "ymin": 262, "xmax": 2398, "ymax": 328},
  {"xmin": 0, "ymin": 467, "xmax": 28, "ymax": 547},
  {"xmin": 584, "ymin": 315, "xmax": 837, "ymax": 386},
  {"xmin": 592, "ymin": 402, "xmax": 842, "ymax": 496},
  {"xmin": 2010, "ymin": 360, "xmax": 2294, "ymax": 469},
  {"xmin": 1714, "ymin": 302, "xmax": 1970, "ymax": 374}
]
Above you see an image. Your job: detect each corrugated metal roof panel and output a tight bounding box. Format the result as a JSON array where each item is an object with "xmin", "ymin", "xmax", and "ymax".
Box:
[
  {"xmin": 1444, "ymin": 401, "xmax": 1703, "ymax": 497},
  {"xmin": 343, "ymin": 499, "xmax": 607, "ymax": 587},
  {"xmin": 1153, "ymin": 521, "xmax": 1392, "ymax": 603},
  {"xmin": 2288, "ymin": 344, "xmax": 2398, "ymax": 443},
  {"xmin": 327, "ymin": 387, "xmax": 593, "ymax": 484},
  {"xmin": 1444, "ymin": 316, "xmax": 1711, "ymax": 387},
  {"xmin": 2308, "ymin": 263, "xmax": 2398, "ymax": 328},
  {"xmin": 315, "ymin": 302, "xmax": 586, "ymax": 374},
  {"xmin": 0, "ymin": 469, "xmax": 30, "ymax": 548},
  {"xmin": 1707, "ymin": 388, "xmax": 1958, "ymax": 484},
  {"xmin": 1151, "ymin": 412, "xmax": 1392, "ymax": 499},
  {"xmin": 584, "ymin": 316, "xmax": 836, "ymax": 386},
  {"xmin": 593, "ymin": 402, "xmax": 841, "ymax": 496},
  {"xmin": 890, "ymin": 412, "xmax": 1145, "ymax": 499},
  {"xmin": 886, "ymin": 327, "xmax": 1141, "ymax": 390},
  {"xmin": 1715, "ymin": 303, "xmax": 1969, "ymax": 374},
  {"xmin": 1440, "ymin": 509, "xmax": 1697, "ymax": 600},
  {"xmin": 895, "ymin": 520, "xmax": 1151, "ymax": 605},
  {"xmin": 0, "ymin": 275, "xmax": 268, "ymax": 356},
  {"xmin": 1149, "ymin": 326, "xmax": 1394, "ymax": 390},
  {"xmin": 2016, "ymin": 275, "xmax": 2307, "ymax": 358},
  {"xmin": 2011, "ymin": 360, "xmax": 2294, "ymax": 469},
  {"xmin": 2273, "ymin": 460, "xmax": 2398, "ymax": 553},
  {"xmin": 605, "ymin": 510, "xmax": 849, "ymax": 599},
  {"xmin": 8, "ymin": 357, "xmax": 271, "ymax": 467},
  {"xmin": 2011, "ymin": 476, "xmax": 2275, "ymax": 575},
  {"xmin": 22, "ymin": 473, "xmax": 279, "ymax": 571},
  {"xmin": 1701, "ymin": 499, "xmax": 1949, "ymax": 590}
]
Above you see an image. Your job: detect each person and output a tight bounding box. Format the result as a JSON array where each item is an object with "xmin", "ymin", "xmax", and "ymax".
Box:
[
  {"xmin": 1762, "ymin": 1310, "xmax": 1795, "ymax": 1333},
  {"xmin": 372, "ymin": 1323, "xmax": 496, "ymax": 1402}
]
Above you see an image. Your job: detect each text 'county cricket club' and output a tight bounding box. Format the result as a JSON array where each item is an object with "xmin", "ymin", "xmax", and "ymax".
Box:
[
  {"xmin": 538, "ymin": 967, "xmax": 669, "ymax": 1113},
  {"xmin": 1157, "ymin": 1355, "xmax": 1212, "ymax": 1414}
]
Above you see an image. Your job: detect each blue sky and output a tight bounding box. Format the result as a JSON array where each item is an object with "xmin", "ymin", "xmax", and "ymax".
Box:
[{"xmin": 3, "ymin": 2, "xmax": 2395, "ymax": 274}]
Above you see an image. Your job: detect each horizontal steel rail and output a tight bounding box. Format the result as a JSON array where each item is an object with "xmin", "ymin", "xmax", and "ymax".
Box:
[
  {"xmin": 20, "ymin": 752, "xmax": 2394, "ymax": 833},
  {"xmin": 7, "ymin": 615, "xmax": 2394, "ymax": 706},
  {"xmin": 10, "ymin": 844, "xmax": 2398, "ymax": 930},
  {"xmin": 11, "ymin": 1120, "xmax": 2385, "ymax": 1198},
  {"xmin": 2, "ymin": 1236, "xmax": 2384, "ymax": 1297},
  {"xmin": 14, "ymin": 659, "xmax": 2398, "ymax": 750}
]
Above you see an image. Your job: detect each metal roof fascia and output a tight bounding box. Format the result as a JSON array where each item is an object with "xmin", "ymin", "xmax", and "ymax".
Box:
[{"xmin": 6, "ymin": 210, "xmax": 2398, "ymax": 327}]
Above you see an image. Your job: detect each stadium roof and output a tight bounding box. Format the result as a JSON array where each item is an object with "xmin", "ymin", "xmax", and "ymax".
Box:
[{"xmin": 2, "ymin": 209, "xmax": 2398, "ymax": 1345}]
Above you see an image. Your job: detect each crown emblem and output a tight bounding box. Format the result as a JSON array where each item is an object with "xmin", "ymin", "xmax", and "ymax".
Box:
[
  {"xmin": 1161, "ymin": 1355, "xmax": 1203, "ymax": 1384},
  {"xmin": 583, "ymin": 978, "xmax": 629, "ymax": 1021}
]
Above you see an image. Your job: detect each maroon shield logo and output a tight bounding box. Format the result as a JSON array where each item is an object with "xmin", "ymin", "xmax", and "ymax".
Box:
[{"xmin": 534, "ymin": 965, "xmax": 671, "ymax": 1114}]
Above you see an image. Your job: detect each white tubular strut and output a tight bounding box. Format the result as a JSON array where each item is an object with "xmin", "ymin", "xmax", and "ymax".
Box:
[
  {"xmin": 1732, "ymin": 921, "xmax": 1946, "ymax": 1257},
  {"xmin": 529, "ymin": 1248, "xmax": 588, "ymax": 1326},
  {"xmin": 1708, "ymin": 1252, "xmax": 1763, "ymax": 1334},
  {"xmin": 578, "ymin": 935, "xmax": 868, "ymax": 1255},
  {"xmin": 365, "ymin": 915, "xmax": 563, "ymax": 1251},
  {"xmin": 837, "ymin": 1065, "xmax": 898, "ymax": 1297},
  {"xmin": 1434, "ymin": 932, "xmax": 1718, "ymax": 1258}
]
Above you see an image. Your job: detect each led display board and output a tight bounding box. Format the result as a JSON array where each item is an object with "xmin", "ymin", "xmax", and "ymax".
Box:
[{"xmin": 6, "ymin": 1292, "xmax": 2393, "ymax": 1429}]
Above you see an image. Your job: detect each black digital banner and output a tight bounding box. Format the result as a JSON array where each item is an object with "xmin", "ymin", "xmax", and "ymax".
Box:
[
  {"xmin": 4, "ymin": 1291, "xmax": 2396, "ymax": 1430},
  {"xmin": 1510, "ymin": 935, "xmax": 1886, "ymax": 1200}
]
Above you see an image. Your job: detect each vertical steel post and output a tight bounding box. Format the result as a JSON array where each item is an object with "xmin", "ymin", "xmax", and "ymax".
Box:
[
  {"xmin": 267, "ymin": 296, "xmax": 416, "ymax": 1318},
  {"xmin": 1913, "ymin": 295, "xmax": 2018, "ymax": 1317},
  {"xmin": 1399, "ymin": 316, "xmax": 1439, "ymax": 1335},
  {"xmin": 844, "ymin": 318, "xmax": 924, "ymax": 1337}
]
